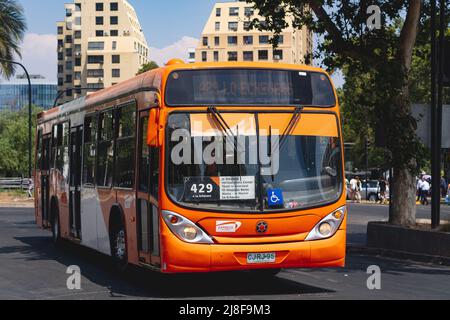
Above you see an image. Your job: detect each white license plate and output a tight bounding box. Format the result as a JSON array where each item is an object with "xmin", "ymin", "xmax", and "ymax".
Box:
[{"xmin": 247, "ymin": 252, "xmax": 276, "ymax": 264}]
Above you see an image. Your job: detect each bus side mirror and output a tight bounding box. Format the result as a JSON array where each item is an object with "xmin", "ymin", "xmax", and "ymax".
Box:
[
  {"xmin": 147, "ymin": 108, "xmax": 160, "ymax": 147},
  {"xmin": 154, "ymin": 92, "xmax": 161, "ymax": 107}
]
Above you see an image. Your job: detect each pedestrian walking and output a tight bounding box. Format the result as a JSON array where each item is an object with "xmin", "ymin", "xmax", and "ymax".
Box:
[
  {"xmin": 420, "ymin": 177, "xmax": 430, "ymax": 205},
  {"xmin": 416, "ymin": 176, "xmax": 423, "ymax": 203},
  {"xmin": 349, "ymin": 177, "xmax": 357, "ymax": 202},
  {"xmin": 355, "ymin": 176, "xmax": 362, "ymax": 203},
  {"xmin": 378, "ymin": 177, "xmax": 387, "ymax": 204},
  {"xmin": 27, "ymin": 178, "xmax": 34, "ymax": 198}
]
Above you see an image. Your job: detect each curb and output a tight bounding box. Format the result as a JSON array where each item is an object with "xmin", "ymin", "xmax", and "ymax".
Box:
[
  {"xmin": 0, "ymin": 203, "xmax": 34, "ymax": 208},
  {"xmin": 347, "ymin": 245, "xmax": 450, "ymax": 266}
]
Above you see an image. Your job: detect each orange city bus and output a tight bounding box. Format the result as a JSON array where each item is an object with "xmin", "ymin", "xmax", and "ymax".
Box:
[{"xmin": 35, "ymin": 60, "xmax": 346, "ymax": 275}]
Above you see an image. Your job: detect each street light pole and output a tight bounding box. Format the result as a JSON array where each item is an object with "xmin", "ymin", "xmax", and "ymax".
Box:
[
  {"xmin": 0, "ymin": 58, "xmax": 32, "ymax": 179},
  {"xmin": 53, "ymin": 87, "xmax": 92, "ymax": 108}
]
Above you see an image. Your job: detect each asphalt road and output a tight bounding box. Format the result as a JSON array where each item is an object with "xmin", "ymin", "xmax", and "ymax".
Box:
[{"xmin": 0, "ymin": 205, "xmax": 449, "ymax": 300}]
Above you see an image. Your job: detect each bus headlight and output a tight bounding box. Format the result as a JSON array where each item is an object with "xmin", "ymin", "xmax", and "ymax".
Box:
[
  {"xmin": 305, "ymin": 206, "xmax": 346, "ymax": 241},
  {"xmin": 162, "ymin": 210, "xmax": 214, "ymax": 244}
]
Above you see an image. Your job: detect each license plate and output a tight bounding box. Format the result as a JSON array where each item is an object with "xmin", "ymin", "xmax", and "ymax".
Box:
[{"xmin": 247, "ymin": 252, "xmax": 276, "ymax": 264}]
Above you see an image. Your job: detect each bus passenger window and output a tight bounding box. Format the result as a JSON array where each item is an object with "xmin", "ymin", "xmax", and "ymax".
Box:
[
  {"xmin": 97, "ymin": 110, "xmax": 114, "ymax": 187},
  {"xmin": 150, "ymin": 147, "xmax": 159, "ymax": 198},
  {"xmin": 139, "ymin": 116, "xmax": 149, "ymax": 192},
  {"xmin": 83, "ymin": 115, "xmax": 97, "ymax": 185},
  {"xmin": 115, "ymin": 103, "xmax": 136, "ymax": 188}
]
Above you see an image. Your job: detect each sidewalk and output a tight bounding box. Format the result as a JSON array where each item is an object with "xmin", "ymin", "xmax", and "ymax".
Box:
[{"xmin": 0, "ymin": 193, "xmax": 34, "ymax": 208}]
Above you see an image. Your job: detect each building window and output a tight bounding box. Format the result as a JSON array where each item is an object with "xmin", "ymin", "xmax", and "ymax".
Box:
[
  {"xmin": 75, "ymin": 3, "xmax": 81, "ymax": 11},
  {"xmin": 215, "ymin": 22, "xmax": 220, "ymax": 31},
  {"xmin": 75, "ymin": 58, "xmax": 81, "ymax": 67},
  {"xmin": 258, "ymin": 50, "xmax": 268, "ymax": 60},
  {"xmin": 66, "ymin": 8, "xmax": 72, "ymax": 17},
  {"xmin": 245, "ymin": 7, "xmax": 254, "ymax": 17},
  {"xmin": 87, "ymin": 83, "xmax": 104, "ymax": 90},
  {"xmin": 243, "ymin": 21, "xmax": 251, "ymax": 31},
  {"xmin": 228, "ymin": 21, "xmax": 238, "ymax": 32},
  {"xmin": 216, "ymin": 7, "xmax": 221, "ymax": 17},
  {"xmin": 112, "ymin": 55, "xmax": 120, "ymax": 63},
  {"xmin": 87, "ymin": 69, "xmax": 104, "ymax": 77},
  {"xmin": 58, "ymin": 52, "xmax": 63, "ymax": 61},
  {"xmin": 259, "ymin": 35, "xmax": 269, "ymax": 44},
  {"xmin": 96, "ymin": 30, "xmax": 104, "ymax": 37},
  {"xmin": 57, "ymin": 26, "xmax": 63, "ymax": 35},
  {"xmin": 110, "ymin": 16, "xmax": 118, "ymax": 25},
  {"xmin": 213, "ymin": 51, "xmax": 219, "ymax": 62},
  {"xmin": 65, "ymin": 74, "xmax": 72, "ymax": 83},
  {"xmin": 110, "ymin": 2, "xmax": 118, "ymax": 11},
  {"xmin": 66, "ymin": 48, "xmax": 72, "ymax": 57},
  {"xmin": 58, "ymin": 78, "xmax": 63, "ymax": 86},
  {"xmin": 229, "ymin": 7, "xmax": 239, "ymax": 16},
  {"xmin": 273, "ymin": 49, "xmax": 283, "ymax": 61},
  {"xmin": 243, "ymin": 51, "xmax": 254, "ymax": 61},
  {"xmin": 66, "ymin": 89, "xmax": 72, "ymax": 97},
  {"xmin": 110, "ymin": 30, "xmax": 118, "ymax": 36},
  {"xmin": 112, "ymin": 41, "xmax": 117, "ymax": 50},
  {"xmin": 214, "ymin": 36, "xmax": 220, "ymax": 46},
  {"xmin": 58, "ymin": 39, "xmax": 64, "ymax": 47},
  {"xmin": 74, "ymin": 30, "xmax": 82, "ymax": 39},
  {"xmin": 112, "ymin": 69, "xmax": 120, "ymax": 78},
  {"xmin": 228, "ymin": 51, "xmax": 238, "ymax": 61},
  {"xmin": 65, "ymin": 35, "xmax": 72, "ymax": 43},
  {"xmin": 58, "ymin": 65, "xmax": 64, "ymax": 74},
  {"xmin": 275, "ymin": 35, "xmax": 284, "ymax": 44},
  {"xmin": 75, "ymin": 17, "xmax": 81, "ymax": 25},
  {"xmin": 96, "ymin": 16, "xmax": 104, "ymax": 25},
  {"xmin": 243, "ymin": 35, "xmax": 253, "ymax": 45},
  {"xmin": 96, "ymin": 3, "xmax": 103, "ymax": 11},
  {"xmin": 201, "ymin": 51, "xmax": 207, "ymax": 62},
  {"xmin": 66, "ymin": 61, "xmax": 73, "ymax": 70},
  {"xmin": 88, "ymin": 41, "xmax": 105, "ymax": 50},
  {"xmin": 74, "ymin": 72, "xmax": 81, "ymax": 80},
  {"xmin": 87, "ymin": 55, "xmax": 104, "ymax": 64},
  {"xmin": 228, "ymin": 36, "xmax": 238, "ymax": 46},
  {"xmin": 202, "ymin": 37, "xmax": 208, "ymax": 46}
]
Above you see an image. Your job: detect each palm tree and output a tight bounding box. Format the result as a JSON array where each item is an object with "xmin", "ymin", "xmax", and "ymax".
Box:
[{"xmin": 0, "ymin": 0, "xmax": 26, "ymax": 78}]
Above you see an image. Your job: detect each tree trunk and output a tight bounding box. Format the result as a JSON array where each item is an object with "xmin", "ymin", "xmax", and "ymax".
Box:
[{"xmin": 390, "ymin": 166, "xmax": 417, "ymax": 226}]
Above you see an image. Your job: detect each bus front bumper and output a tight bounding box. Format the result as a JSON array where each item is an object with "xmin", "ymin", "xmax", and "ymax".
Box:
[{"xmin": 160, "ymin": 227, "xmax": 346, "ymax": 273}]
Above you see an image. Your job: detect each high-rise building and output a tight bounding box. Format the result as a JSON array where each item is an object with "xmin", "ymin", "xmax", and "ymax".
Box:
[
  {"xmin": 196, "ymin": 1, "xmax": 313, "ymax": 64},
  {"xmin": 56, "ymin": 0, "xmax": 150, "ymax": 104},
  {"xmin": 0, "ymin": 74, "xmax": 57, "ymax": 112}
]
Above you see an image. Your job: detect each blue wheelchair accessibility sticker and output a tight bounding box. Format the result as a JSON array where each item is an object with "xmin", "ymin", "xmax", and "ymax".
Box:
[{"xmin": 267, "ymin": 189, "xmax": 284, "ymax": 208}]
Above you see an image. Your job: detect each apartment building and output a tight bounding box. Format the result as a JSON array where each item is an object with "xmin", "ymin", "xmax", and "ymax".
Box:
[
  {"xmin": 56, "ymin": 0, "xmax": 149, "ymax": 104},
  {"xmin": 196, "ymin": 0, "xmax": 313, "ymax": 65}
]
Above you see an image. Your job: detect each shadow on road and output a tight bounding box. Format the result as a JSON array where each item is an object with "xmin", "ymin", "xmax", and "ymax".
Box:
[{"xmin": 6, "ymin": 235, "xmax": 335, "ymax": 299}]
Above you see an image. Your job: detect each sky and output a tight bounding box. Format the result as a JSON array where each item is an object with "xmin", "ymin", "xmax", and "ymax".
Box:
[{"xmin": 3, "ymin": 0, "xmax": 344, "ymax": 87}]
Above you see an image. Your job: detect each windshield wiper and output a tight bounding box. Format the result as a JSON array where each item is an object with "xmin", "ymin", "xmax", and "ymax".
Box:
[
  {"xmin": 273, "ymin": 106, "xmax": 304, "ymax": 153},
  {"xmin": 207, "ymin": 106, "xmax": 242, "ymax": 154}
]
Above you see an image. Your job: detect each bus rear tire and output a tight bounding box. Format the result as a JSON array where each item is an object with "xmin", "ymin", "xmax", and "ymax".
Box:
[
  {"xmin": 51, "ymin": 205, "xmax": 61, "ymax": 245},
  {"xmin": 110, "ymin": 218, "xmax": 128, "ymax": 272}
]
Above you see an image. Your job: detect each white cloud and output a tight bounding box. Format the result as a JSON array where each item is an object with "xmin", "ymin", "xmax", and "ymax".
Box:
[
  {"xmin": 16, "ymin": 33, "xmax": 57, "ymax": 82},
  {"xmin": 149, "ymin": 36, "xmax": 198, "ymax": 66}
]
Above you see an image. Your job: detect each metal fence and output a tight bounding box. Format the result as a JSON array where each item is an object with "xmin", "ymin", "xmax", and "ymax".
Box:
[{"xmin": 0, "ymin": 178, "xmax": 32, "ymax": 190}]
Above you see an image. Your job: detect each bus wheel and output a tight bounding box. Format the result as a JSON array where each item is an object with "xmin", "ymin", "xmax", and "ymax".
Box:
[
  {"xmin": 110, "ymin": 220, "xmax": 128, "ymax": 271},
  {"xmin": 51, "ymin": 209, "xmax": 61, "ymax": 245}
]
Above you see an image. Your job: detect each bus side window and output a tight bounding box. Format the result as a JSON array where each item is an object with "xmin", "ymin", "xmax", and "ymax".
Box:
[
  {"xmin": 97, "ymin": 110, "xmax": 114, "ymax": 187},
  {"xmin": 37, "ymin": 129, "xmax": 43, "ymax": 170},
  {"xmin": 138, "ymin": 116, "xmax": 149, "ymax": 193},
  {"xmin": 150, "ymin": 146, "xmax": 159, "ymax": 199},
  {"xmin": 115, "ymin": 102, "xmax": 136, "ymax": 188},
  {"xmin": 83, "ymin": 115, "xmax": 97, "ymax": 186}
]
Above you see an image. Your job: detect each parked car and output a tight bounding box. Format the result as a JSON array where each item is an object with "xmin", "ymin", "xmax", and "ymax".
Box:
[{"xmin": 346, "ymin": 180, "xmax": 389, "ymax": 202}]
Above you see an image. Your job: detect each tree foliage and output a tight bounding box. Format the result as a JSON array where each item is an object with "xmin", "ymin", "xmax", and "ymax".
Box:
[
  {"xmin": 0, "ymin": 106, "xmax": 42, "ymax": 177},
  {"xmin": 136, "ymin": 61, "xmax": 159, "ymax": 75},
  {"xmin": 0, "ymin": 0, "xmax": 27, "ymax": 78}
]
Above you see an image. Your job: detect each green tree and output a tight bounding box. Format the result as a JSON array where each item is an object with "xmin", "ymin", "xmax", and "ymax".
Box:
[
  {"xmin": 0, "ymin": 0, "xmax": 27, "ymax": 78},
  {"xmin": 0, "ymin": 106, "xmax": 42, "ymax": 177},
  {"xmin": 136, "ymin": 61, "xmax": 159, "ymax": 75},
  {"xmin": 249, "ymin": 0, "xmax": 425, "ymax": 225}
]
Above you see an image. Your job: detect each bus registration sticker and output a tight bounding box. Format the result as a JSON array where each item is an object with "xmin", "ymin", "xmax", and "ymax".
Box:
[{"xmin": 247, "ymin": 252, "xmax": 276, "ymax": 264}]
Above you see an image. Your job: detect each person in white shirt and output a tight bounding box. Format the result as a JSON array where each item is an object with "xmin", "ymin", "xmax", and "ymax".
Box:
[
  {"xmin": 420, "ymin": 177, "xmax": 430, "ymax": 205},
  {"xmin": 349, "ymin": 177, "xmax": 358, "ymax": 202}
]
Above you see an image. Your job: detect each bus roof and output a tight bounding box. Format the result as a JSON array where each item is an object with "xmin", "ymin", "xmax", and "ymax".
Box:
[{"xmin": 38, "ymin": 61, "xmax": 331, "ymax": 123}]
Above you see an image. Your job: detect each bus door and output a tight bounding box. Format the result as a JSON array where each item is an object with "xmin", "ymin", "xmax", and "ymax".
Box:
[
  {"xmin": 41, "ymin": 134, "xmax": 52, "ymax": 227},
  {"xmin": 136, "ymin": 110, "xmax": 160, "ymax": 267},
  {"xmin": 69, "ymin": 125, "xmax": 83, "ymax": 239}
]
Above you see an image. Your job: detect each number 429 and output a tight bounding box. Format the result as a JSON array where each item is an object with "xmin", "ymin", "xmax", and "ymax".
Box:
[{"xmin": 190, "ymin": 183, "xmax": 213, "ymax": 194}]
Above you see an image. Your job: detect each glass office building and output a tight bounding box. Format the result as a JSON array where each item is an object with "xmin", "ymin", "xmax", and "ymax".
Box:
[{"xmin": 0, "ymin": 75, "xmax": 57, "ymax": 112}]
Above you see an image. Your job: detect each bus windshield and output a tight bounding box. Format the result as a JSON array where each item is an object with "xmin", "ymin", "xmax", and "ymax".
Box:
[
  {"xmin": 166, "ymin": 112, "xmax": 343, "ymax": 212},
  {"xmin": 165, "ymin": 69, "xmax": 336, "ymax": 107}
]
